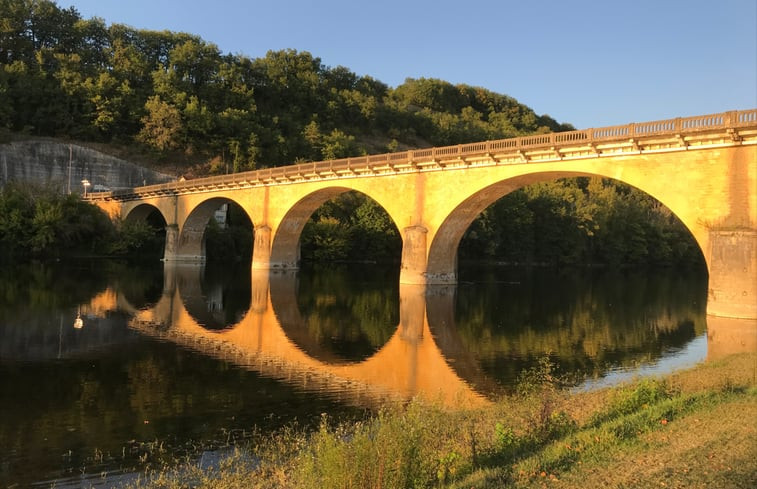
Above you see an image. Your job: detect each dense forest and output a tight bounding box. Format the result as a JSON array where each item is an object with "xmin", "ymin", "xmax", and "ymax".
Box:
[
  {"xmin": 0, "ymin": 0, "xmax": 703, "ymax": 266},
  {"xmin": 0, "ymin": 0, "xmax": 569, "ymax": 169}
]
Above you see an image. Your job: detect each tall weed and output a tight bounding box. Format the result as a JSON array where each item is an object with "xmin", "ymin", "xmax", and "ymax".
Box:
[{"xmin": 293, "ymin": 401, "xmax": 469, "ymax": 489}]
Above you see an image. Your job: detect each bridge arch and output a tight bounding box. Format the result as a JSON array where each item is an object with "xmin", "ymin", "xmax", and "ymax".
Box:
[
  {"xmin": 120, "ymin": 203, "xmax": 170, "ymax": 260},
  {"xmin": 177, "ymin": 196, "xmax": 253, "ymax": 262},
  {"xmin": 268, "ymin": 187, "xmax": 402, "ymax": 269},
  {"xmin": 123, "ymin": 202, "xmax": 169, "ymax": 225},
  {"xmin": 426, "ymin": 169, "xmax": 707, "ymax": 283}
]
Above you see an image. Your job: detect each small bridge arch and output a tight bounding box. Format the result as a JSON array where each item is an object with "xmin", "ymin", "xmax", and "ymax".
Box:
[
  {"xmin": 123, "ymin": 202, "xmax": 169, "ymax": 225},
  {"xmin": 175, "ymin": 196, "xmax": 254, "ymax": 262}
]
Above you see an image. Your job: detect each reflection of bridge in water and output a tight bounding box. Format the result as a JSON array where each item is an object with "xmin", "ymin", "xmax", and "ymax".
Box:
[
  {"xmin": 83, "ymin": 264, "xmax": 757, "ymax": 409},
  {"xmin": 87, "ymin": 264, "xmax": 495, "ymax": 408}
]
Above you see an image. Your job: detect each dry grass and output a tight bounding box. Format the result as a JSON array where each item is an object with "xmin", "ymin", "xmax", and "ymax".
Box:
[{"xmin": 545, "ymin": 398, "xmax": 757, "ymax": 489}]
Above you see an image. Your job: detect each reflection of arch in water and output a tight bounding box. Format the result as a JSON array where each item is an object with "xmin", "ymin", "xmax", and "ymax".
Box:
[
  {"xmin": 268, "ymin": 273, "xmax": 359, "ymax": 365},
  {"xmin": 85, "ymin": 266, "xmax": 756, "ymax": 406},
  {"xmin": 270, "ymin": 272, "xmax": 494, "ymax": 395},
  {"xmin": 126, "ymin": 264, "xmax": 489, "ymax": 408},
  {"xmin": 423, "ymin": 285, "xmax": 502, "ymax": 396},
  {"xmin": 174, "ymin": 265, "xmax": 252, "ymax": 331}
]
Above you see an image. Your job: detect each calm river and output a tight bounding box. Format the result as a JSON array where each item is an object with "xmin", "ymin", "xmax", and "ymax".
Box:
[{"xmin": 0, "ymin": 260, "xmax": 710, "ymax": 487}]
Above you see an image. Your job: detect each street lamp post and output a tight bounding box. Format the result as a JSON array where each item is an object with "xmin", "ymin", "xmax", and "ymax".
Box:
[{"xmin": 81, "ymin": 179, "xmax": 90, "ymax": 197}]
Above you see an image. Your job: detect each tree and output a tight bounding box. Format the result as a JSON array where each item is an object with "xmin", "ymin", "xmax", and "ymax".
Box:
[{"xmin": 137, "ymin": 95, "xmax": 183, "ymax": 151}]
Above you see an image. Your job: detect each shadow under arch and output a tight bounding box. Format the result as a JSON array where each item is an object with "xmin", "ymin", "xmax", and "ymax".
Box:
[
  {"xmin": 177, "ymin": 196, "xmax": 254, "ymax": 262},
  {"xmin": 122, "ymin": 202, "xmax": 169, "ymax": 259},
  {"xmin": 269, "ymin": 187, "xmax": 402, "ymax": 269},
  {"xmin": 426, "ymin": 171, "xmax": 707, "ymax": 281},
  {"xmin": 123, "ymin": 202, "xmax": 168, "ymax": 226}
]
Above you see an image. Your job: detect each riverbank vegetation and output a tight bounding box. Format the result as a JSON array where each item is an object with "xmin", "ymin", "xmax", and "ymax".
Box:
[
  {"xmin": 0, "ymin": 181, "xmax": 162, "ymax": 260},
  {"xmin": 125, "ymin": 353, "xmax": 756, "ymax": 489}
]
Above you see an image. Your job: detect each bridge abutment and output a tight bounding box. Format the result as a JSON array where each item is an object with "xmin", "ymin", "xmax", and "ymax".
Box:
[
  {"xmin": 707, "ymin": 228, "xmax": 757, "ymax": 320},
  {"xmin": 706, "ymin": 315, "xmax": 757, "ymax": 360}
]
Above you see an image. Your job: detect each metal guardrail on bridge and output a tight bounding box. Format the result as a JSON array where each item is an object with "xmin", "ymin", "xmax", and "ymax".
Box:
[{"xmin": 88, "ymin": 109, "xmax": 757, "ymax": 201}]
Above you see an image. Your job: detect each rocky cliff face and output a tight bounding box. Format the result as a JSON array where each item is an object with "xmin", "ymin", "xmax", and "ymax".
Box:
[{"xmin": 0, "ymin": 140, "xmax": 175, "ymax": 192}]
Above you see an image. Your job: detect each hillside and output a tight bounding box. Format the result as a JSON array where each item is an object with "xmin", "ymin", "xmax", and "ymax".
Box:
[{"xmin": 0, "ymin": 0, "xmax": 573, "ymax": 176}]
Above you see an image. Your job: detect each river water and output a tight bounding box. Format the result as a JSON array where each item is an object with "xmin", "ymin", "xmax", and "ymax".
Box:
[{"xmin": 0, "ymin": 260, "xmax": 710, "ymax": 486}]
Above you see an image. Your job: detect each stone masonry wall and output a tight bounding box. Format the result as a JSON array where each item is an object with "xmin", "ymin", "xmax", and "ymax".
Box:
[{"xmin": 0, "ymin": 140, "xmax": 175, "ymax": 193}]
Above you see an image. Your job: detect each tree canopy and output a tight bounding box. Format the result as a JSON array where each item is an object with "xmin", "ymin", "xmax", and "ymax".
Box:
[{"xmin": 0, "ymin": 0, "xmax": 572, "ymax": 174}]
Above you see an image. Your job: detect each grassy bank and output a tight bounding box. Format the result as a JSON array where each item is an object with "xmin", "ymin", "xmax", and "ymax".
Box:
[{"xmin": 128, "ymin": 353, "xmax": 756, "ymax": 489}]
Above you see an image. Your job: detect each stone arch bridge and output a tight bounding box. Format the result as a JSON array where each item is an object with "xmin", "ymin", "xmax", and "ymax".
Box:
[{"xmin": 89, "ymin": 110, "xmax": 757, "ymax": 320}]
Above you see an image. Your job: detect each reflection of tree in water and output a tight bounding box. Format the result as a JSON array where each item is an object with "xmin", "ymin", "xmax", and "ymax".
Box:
[
  {"xmin": 109, "ymin": 261, "xmax": 164, "ymax": 310},
  {"xmin": 0, "ymin": 261, "xmax": 113, "ymax": 355},
  {"xmin": 295, "ymin": 264, "xmax": 399, "ymax": 362},
  {"xmin": 0, "ymin": 261, "xmax": 110, "ymax": 315},
  {"xmin": 0, "ymin": 339, "xmax": 360, "ymax": 486},
  {"xmin": 0, "ymin": 261, "xmax": 154, "ymax": 361},
  {"xmin": 454, "ymin": 266, "xmax": 708, "ymax": 388}
]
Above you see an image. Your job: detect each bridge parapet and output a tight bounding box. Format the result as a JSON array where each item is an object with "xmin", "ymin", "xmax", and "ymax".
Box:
[{"xmin": 86, "ymin": 109, "xmax": 757, "ymax": 202}]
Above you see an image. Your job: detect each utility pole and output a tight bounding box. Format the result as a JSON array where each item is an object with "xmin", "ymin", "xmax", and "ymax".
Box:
[{"xmin": 67, "ymin": 144, "xmax": 72, "ymax": 194}]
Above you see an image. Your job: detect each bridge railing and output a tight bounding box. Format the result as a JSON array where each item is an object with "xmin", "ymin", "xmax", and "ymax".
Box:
[{"xmin": 92, "ymin": 109, "xmax": 756, "ymax": 200}]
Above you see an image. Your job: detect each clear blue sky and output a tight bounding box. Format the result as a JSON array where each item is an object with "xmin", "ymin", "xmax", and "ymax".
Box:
[{"xmin": 56, "ymin": 0, "xmax": 756, "ymax": 129}]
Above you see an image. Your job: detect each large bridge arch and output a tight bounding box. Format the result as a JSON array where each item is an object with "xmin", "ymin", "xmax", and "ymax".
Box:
[
  {"xmin": 426, "ymin": 171, "xmax": 590, "ymax": 282},
  {"xmin": 267, "ymin": 186, "xmax": 350, "ymax": 269},
  {"xmin": 425, "ymin": 168, "xmax": 708, "ymax": 283}
]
